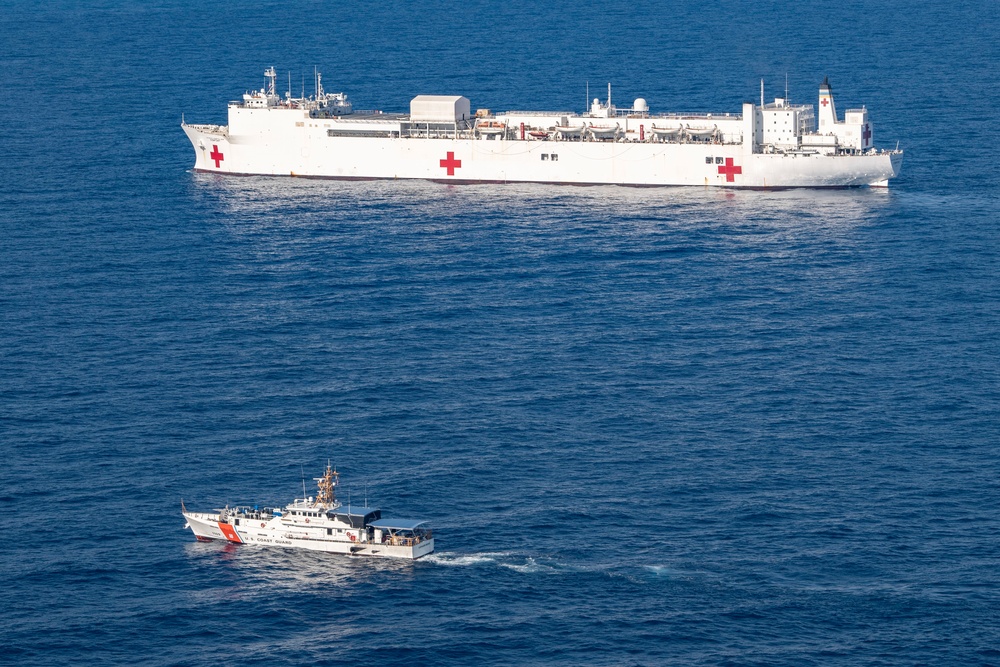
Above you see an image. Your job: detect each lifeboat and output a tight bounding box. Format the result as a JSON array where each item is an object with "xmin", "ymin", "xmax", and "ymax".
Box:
[
  {"xmin": 528, "ymin": 130, "xmax": 550, "ymax": 140},
  {"xmin": 476, "ymin": 120, "xmax": 507, "ymax": 136},
  {"xmin": 685, "ymin": 124, "xmax": 718, "ymax": 138},
  {"xmin": 554, "ymin": 125, "xmax": 586, "ymax": 137},
  {"xmin": 651, "ymin": 125, "xmax": 682, "ymax": 137},
  {"xmin": 588, "ymin": 124, "xmax": 620, "ymax": 139}
]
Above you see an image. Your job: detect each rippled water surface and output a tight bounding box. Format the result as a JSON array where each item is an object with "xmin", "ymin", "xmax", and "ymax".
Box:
[{"xmin": 3, "ymin": 1, "xmax": 1000, "ymax": 665}]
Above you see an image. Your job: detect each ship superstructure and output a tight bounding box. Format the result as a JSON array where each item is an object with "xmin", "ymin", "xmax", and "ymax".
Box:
[
  {"xmin": 182, "ymin": 69, "xmax": 901, "ymax": 188},
  {"xmin": 182, "ymin": 464, "xmax": 434, "ymax": 560}
]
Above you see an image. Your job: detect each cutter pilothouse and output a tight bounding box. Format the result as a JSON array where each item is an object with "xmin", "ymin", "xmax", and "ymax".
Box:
[
  {"xmin": 183, "ymin": 68, "xmax": 901, "ymax": 188},
  {"xmin": 182, "ymin": 464, "xmax": 434, "ymax": 560}
]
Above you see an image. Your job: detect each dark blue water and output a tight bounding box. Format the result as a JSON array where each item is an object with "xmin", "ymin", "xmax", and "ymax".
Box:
[{"xmin": 3, "ymin": 1, "xmax": 1000, "ymax": 664}]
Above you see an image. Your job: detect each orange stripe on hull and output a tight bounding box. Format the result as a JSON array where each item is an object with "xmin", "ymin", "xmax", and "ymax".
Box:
[{"xmin": 217, "ymin": 522, "xmax": 243, "ymax": 544}]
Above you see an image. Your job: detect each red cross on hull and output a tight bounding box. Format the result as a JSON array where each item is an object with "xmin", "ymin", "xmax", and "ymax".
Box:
[
  {"xmin": 718, "ymin": 157, "xmax": 742, "ymax": 183},
  {"xmin": 209, "ymin": 145, "xmax": 225, "ymax": 168},
  {"xmin": 439, "ymin": 151, "xmax": 462, "ymax": 175}
]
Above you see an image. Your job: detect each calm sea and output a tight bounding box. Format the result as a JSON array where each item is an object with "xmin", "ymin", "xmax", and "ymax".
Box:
[{"xmin": 2, "ymin": 1, "xmax": 999, "ymax": 664}]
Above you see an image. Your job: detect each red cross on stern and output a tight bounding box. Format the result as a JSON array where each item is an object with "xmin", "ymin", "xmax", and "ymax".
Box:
[
  {"xmin": 439, "ymin": 151, "xmax": 462, "ymax": 176},
  {"xmin": 209, "ymin": 145, "xmax": 224, "ymax": 168},
  {"xmin": 718, "ymin": 157, "xmax": 742, "ymax": 183},
  {"xmin": 862, "ymin": 124, "xmax": 872, "ymax": 143}
]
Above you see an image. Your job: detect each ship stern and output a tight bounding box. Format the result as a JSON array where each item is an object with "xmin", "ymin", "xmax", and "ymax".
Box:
[{"xmin": 871, "ymin": 150, "xmax": 903, "ymax": 188}]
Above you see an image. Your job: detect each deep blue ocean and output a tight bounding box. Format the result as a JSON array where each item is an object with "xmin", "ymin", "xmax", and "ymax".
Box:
[{"xmin": 3, "ymin": 1, "xmax": 1000, "ymax": 664}]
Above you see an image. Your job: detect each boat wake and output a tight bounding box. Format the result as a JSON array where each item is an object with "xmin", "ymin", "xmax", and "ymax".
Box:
[
  {"xmin": 425, "ymin": 551, "xmax": 573, "ymax": 575},
  {"xmin": 423, "ymin": 551, "xmax": 517, "ymax": 567}
]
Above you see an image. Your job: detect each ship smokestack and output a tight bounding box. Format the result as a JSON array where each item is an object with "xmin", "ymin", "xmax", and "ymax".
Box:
[{"xmin": 818, "ymin": 77, "xmax": 838, "ymax": 131}]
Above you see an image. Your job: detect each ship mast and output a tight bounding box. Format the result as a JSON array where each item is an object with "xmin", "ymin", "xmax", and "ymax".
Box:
[
  {"xmin": 315, "ymin": 462, "xmax": 339, "ymax": 507},
  {"xmin": 265, "ymin": 66, "xmax": 277, "ymax": 97}
]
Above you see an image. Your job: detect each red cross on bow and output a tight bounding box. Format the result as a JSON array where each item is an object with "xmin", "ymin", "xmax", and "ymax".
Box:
[
  {"xmin": 209, "ymin": 145, "xmax": 224, "ymax": 168},
  {"xmin": 439, "ymin": 151, "xmax": 462, "ymax": 175},
  {"xmin": 820, "ymin": 98, "xmax": 829, "ymax": 107},
  {"xmin": 862, "ymin": 124, "xmax": 872, "ymax": 143},
  {"xmin": 718, "ymin": 157, "xmax": 742, "ymax": 183}
]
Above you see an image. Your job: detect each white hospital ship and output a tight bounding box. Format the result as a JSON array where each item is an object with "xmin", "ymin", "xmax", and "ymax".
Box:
[
  {"xmin": 182, "ymin": 464, "xmax": 434, "ymax": 560},
  {"xmin": 182, "ymin": 68, "xmax": 901, "ymax": 188}
]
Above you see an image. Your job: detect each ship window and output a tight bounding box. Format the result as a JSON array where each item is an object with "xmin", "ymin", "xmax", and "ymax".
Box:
[
  {"xmin": 705, "ymin": 157, "xmax": 713, "ymax": 164},
  {"xmin": 552, "ymin": 154, "xmax": 558, "ymax": 161},
  {"xmin": 716, "ymin": 157, "xmax": 724, "ymax": 164},
  {"xmin": 541, "ymin": 154, "xmax": 549, "ymax": 160},
  {"xmin": 234, "ymin": 519, "xmax": 240, "ymax": 526},
  {"xmin": 327, "ymin": 528, "xmax": 332, "ymax": 535}
]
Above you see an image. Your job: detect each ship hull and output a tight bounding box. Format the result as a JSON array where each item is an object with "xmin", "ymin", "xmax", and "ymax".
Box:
[
  {"xmin": 184, "ymin": 121, "xmax": 901, "ymax": 189},
  {"xmin": 183, "ymin": 511, "xmax": 433, "ymax": 560}
]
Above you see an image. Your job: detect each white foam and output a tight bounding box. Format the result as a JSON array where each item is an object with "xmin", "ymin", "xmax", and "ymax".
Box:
[
  {"xmin": 498, "ymin": 557, "xmax": 558, "ymax": 574},
  {"xmin": 424, "ymin": 551, "xmax": 511, "ymax": 567}
]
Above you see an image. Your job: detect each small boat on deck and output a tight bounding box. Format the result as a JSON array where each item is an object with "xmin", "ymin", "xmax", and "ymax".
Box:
[
  {"xmin": 685, "ymin": 124, "xmax": 719, "ymax": 138},
  {"xmin": 476, "ymin": 120, "xmax": 507, "ymax": 135},
  {"xmin": 651, "ymin": 125, "xmax": 683, "ymax": 137},
  {"xmin": 553, "ymin": 124, "xmax": 586, "ymax": 137},
  {"xmin": 588, "ymin": 124, "xmax": 620, "ymax": 139}
]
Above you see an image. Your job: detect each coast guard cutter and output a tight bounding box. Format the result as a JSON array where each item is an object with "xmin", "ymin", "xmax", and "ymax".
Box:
[{"xmin": 182, "ymin": 464, "xmax": 434, "ymax": 560}]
